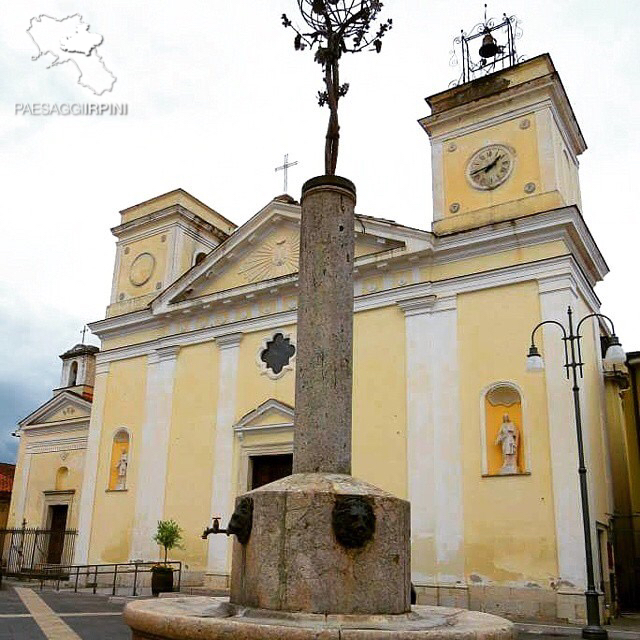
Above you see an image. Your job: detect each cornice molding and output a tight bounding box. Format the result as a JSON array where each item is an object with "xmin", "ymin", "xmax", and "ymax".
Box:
[
  {"xmin": 149, "ymin": 344, "xmax": 181, "ymax": 364},
  {"xmin": 18, "ymin": 391, "xmax": 92, "ymax": 429},
  {"xmin": 26, "ymin": 436, "xmax": 88, "ymax": 454},
  {"xmin": 215, "ymin": 332, "xmax": 243, "ymax": 349},
  {"xmin": 92, "ymin": 254, "xmax": 598, "ymax": 365},
  {"xmin": 398, "ymin": 295, "xmax": 437, "ymax": 316}
]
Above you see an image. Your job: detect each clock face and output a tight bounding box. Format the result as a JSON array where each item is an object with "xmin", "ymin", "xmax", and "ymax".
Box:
[
  {"xmin": 129, "ymin": 252, "xmax": 156, "ymax": 286},
  {"xmin": 466, "ymin": 144, "xmax": 515, "ymax": 190}
]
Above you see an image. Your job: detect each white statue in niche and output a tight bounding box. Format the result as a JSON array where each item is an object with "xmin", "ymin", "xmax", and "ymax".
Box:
[
  {"xmin": 495, "ymin": 413, "xmax": 519, "ymax": 474},
  {"xmin": 115, "ymin": 451, "xmax": 128, "ymax": 490}
]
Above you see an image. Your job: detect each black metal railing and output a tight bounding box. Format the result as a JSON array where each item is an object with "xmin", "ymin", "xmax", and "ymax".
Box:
[
  {"xmin": 37, "ymin": 561, "xmax": 182, "ymax": 596},
  {"xmin": 0, "ymin": 527, "xmax": 77, "ymax": 577}
]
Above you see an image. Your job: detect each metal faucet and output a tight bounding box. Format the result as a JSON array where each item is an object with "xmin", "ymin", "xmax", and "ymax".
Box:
[{"xmin": 201, "ymin": 516, "xmax": 228, "ymax": 539}]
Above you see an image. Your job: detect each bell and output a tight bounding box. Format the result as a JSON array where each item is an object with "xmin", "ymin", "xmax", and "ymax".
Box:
[{"xmin": 479, "ymin": 32, "xmax": 501, "ymax": 59}]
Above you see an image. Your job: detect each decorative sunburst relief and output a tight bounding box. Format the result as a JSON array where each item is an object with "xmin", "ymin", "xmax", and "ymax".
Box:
[{"xmin": 238, "ymin": 234, "xmax": 300, "ymax": 283}]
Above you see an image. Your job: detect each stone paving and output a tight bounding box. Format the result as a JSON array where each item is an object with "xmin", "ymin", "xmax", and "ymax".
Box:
[
  {"xmin": 1, "ymin": 582, "xmax": 638, "ymax": 639},
  {"xmin": 0, "ymin": 583, "xmax": 130, "ymax": 639}
]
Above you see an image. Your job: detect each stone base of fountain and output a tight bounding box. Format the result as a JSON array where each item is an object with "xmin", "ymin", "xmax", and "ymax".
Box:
[
  {"xmin": 230, "ymin": 473, "xmax": 410, "ymax": 615},
  {"xmin": 124, "ymin": 596, "xmax": 516, "ymax": 640}
]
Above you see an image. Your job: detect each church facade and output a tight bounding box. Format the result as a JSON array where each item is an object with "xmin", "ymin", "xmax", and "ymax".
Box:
[{"xmin": 8, "ymin": 54, "xmax": 640, "ymax": 620}]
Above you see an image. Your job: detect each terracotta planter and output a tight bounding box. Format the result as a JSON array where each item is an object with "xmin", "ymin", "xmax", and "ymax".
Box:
[{"xmin": 151, "ymin": 566, "xmax": 174, "ymax": 596}]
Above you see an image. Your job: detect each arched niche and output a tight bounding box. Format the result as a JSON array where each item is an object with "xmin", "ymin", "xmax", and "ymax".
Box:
[
  {"xmin": 55, "ymin": 466, "xmax": 69, "ymax": 491},
  {"xmin": 108, "ymin": 428, "xmax": 130, "ymax": 490},
  {"xmin": 481, "ymin": 383, "xmax": 528, "ymax": 476}
]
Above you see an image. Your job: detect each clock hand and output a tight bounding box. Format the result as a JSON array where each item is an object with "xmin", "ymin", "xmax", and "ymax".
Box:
[
  {"xmin": 470, "ymin": 154, "xmax": 503, "ymax": 176},
  {"xmin": 482, "ymin": 154, "xmax": 502, "ymax": 173}
]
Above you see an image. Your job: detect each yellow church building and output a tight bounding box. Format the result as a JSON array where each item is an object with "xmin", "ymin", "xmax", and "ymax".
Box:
[{"xmin": 7, "ymin": 54, "xmax": 640, "ymax": 621}]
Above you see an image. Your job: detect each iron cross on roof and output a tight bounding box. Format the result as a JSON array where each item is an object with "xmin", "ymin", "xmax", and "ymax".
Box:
[{"xmin": 275, "ymin": 154, "xmax": 299, "ymax": 193}]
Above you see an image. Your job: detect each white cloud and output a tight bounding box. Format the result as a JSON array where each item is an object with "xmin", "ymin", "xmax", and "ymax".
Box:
[{"xmin": 0, "ymin": 0, "xmax": 638, "ymax": 435}]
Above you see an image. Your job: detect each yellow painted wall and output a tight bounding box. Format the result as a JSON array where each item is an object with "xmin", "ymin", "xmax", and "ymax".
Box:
[
  {"xmin": 20, "ymin": 449, "xmax": 85, "ymax": 529},
  {"xmin": 7, "ymin": 439, "xmax": 26, "ymax": 528},
  {"xmin": 442, "ymin": 114, "xmax": 542, "ymax": 219},
  {"xmin": 423, "ymin": 241, "xmax": 568, "ymax": 284},
  {"xmin": 88, "ymin": 357, "xmax": 147, "ymax": 563},
  {"xmin": 163, "ymin": 342, "xmax": 219, "ymax": 569},
  {"xmin": 458, "ymin": 282, "xmax": 558, "ymax": 583},
  {"xmin": 574, "ymin": 299, "xmax": 612, "ymax": 527},
  {"xmin": 353, "ymin": 306, "xmax": 407, "ymax": 498},
  {"xmin": 234, "ymin": 327, "xmax": 297, "ymax": 422},
  {"xmin": 115, "ymin": 232, "xmax": 170, "ymax": 302}
]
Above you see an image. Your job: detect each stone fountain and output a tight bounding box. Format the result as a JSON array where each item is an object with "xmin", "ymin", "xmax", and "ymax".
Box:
[{"xmin": 124, "ymin": 4, "xmax": 516, "ymax": 638}]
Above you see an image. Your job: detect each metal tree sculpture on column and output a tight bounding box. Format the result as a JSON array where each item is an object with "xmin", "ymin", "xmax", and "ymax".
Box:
[{"xmin": 282, "ymin": 1, "xmax": 392, "ymax": 175}]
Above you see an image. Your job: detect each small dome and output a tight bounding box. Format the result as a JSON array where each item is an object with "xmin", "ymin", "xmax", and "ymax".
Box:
[
  {"xmin": 59, "ymin": 343, "xmax": 99, "ymax": 359},
  {"xmin": 273, "ymin": 194, "xmax": 298, "ymax": 205}
]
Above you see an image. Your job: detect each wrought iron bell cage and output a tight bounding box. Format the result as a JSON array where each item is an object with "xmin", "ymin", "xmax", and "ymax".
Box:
[{"xmin": 450, "ymin": 7, "xmax": 524, "ymax": 86}]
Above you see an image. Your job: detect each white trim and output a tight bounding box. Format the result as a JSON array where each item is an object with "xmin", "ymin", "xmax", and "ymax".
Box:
[
  {"xmin": 19, "ymin": 392, "xmax": 92, "ymax": 429},
  {"xmin": 89, "ymin": 204, "xmax": 605, "ymax": 348},
  {"xmin": 479, "ymin": 381, "xmax": 531, "ymax": 476},
  {"xmin": 74, "ymin": 366, "xmax": 109, "ymax": 565},
  {"xmin": 20, "ymin": 420, "xmax": 89, "ymax": 437},
  {"xmin": 538, "ymin": 280, "xmax": 587, "ymax": 589},
  {"xmin": 14, "ymin": 452, "xmax": 32, "ymax": 527},
  {"xmin": 25, "ymin": 437, "xmax": 88, "ymax": 454},
  {"xmin": 131, "ymin": 347, "xmax": 179, "ymax": 560},
  {"xmin": 237, "ymin": 442, "xmax": 293, "ymax": 494},
  {"xmin": 91, "ymin": 255, "xmax": 599, "ymax": 366},
  {"xmin": 255, "ymin": 328, "xmax": 296, "ymax": 380},
  {"xmin": 42, "ymin": 490, "xmax": 75, "ymax": 530},
  {"xmin": 402, "ymin": 295, "xmax": 464, "ymax": 584},
  {"xmin": 207, "ymin": 334, "xmax": 243, "ymax": 574}
]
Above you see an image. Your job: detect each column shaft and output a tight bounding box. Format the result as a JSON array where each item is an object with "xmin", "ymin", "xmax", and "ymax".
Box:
[{"xmin": 293, "ymin": 176, "xmax": 356, "ymax": 475}]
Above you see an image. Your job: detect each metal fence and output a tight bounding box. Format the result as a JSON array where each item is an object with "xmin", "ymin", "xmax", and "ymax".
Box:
[
  {"xmin": 37, "ymin": 561, "xmax": 182, "ymax": 596},
  {"xmin": 0, "ymin": 527, "xmax": 77, "ymax": 577}
]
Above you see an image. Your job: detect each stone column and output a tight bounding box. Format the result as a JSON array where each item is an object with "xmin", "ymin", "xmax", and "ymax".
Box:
[
  {"xmin": 293, "ymin": 175, "xmax": 356, "ymax": 474},
  {"xmin": 206, "ymin": 332, "xmax": 243, "ymax": 586},
  {"xmin": 74, "ymin": 360, "xmax": 110, "ymax": 565},
  {"xmin": 131, "ymin": 346, "xmax": 180, "ymax": 560}
]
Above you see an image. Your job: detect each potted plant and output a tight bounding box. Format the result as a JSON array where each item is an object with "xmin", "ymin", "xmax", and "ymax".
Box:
[{"xmin": 151, "ymin": 519, "xmax": 183, "ymax": 596}]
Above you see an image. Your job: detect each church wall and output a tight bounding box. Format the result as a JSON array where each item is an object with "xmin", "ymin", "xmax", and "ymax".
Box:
[
  {"xmin": 234, "ymin": 326, "xmax": 297, "ymax": 421},
  {"xmin": 457, "ymin": 281, "xmax": 559, "ymax": 586},
  {"xmin": 352, "ymin": 306, "xmax": 407, "ymax": 498},
  {"xmin": 442, "ymin": 114, "xmax": 542, "ymax": 221},
  {"xmin": 101, "ymin": 327, "xmax": 167, "ymax": 352},
  {"xmin": 115, "ymin": 232, "xmax": 171, "ymax": 304},
  {"xmin": 88, "ymin": 356, "xmax": 147, "ymax": 564},
  {"xmin": 163, "ymin": 341, "xmax": 220, "ymax": 571},
  {"xmin": 6, "ymin": 438, "xmax": 28, "ymax": 528},
  {"xmin": 20, "ymin": 448, "xmax": 85, "ymax": 529},
  {"xmin": 424, "ymin": 241, "xmax": 569, "ymax": 284}
]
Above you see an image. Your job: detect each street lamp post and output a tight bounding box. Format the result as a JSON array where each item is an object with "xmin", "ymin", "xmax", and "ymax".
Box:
[{"xmin": 526, "ymin": 306, "xmax": 626, "ymax": 640}]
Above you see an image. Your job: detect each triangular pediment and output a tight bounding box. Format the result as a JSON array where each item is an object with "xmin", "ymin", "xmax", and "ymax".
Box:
[
  {"xmin": 235, "ymin": 399, "xmax": 294, "ymax": 429},
  {"xmin": 19, "ymin": 391, "xmax": 92, "ymax": 428},
  {"xmin": 153, "ymin": 197, "xmax": 406, "ymax": 313}
]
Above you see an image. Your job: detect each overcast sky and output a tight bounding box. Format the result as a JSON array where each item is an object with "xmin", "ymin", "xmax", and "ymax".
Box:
[{"xmin": 1, "ymin": 1, "xmax": 637, "ymax": 463}]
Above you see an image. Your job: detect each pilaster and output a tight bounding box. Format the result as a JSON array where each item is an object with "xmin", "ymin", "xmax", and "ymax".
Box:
[
  {"xmin": 74, "ymin": 360, "xmax": 109, "ymax": 564},
  {"xmin": 131, "ymin": 345, "xmax": 180, "ymax": 560},
  {"xmin": 206, "ymin": 333, "xmax": 243, "ymax": 584},
  {"xmin": 399, "ymin": 294, "xmax": 465, "ymax": 586},
  {"xmin": 538, "ymin": 275, "xmax": 587, "ymax": 591}
]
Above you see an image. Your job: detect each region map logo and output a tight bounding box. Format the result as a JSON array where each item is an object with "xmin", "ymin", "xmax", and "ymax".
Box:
[{"xmin": 17, "ymin": 14, "xmax": 127, "ymax": 116}]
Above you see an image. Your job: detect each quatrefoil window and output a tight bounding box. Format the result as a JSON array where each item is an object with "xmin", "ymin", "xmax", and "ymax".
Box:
[{"xmin": 260, "ymin": 333, "xmax": 295, "ymax": 376}]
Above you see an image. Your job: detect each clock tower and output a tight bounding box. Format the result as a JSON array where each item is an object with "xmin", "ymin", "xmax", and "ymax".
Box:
[
  {"xmin": 107, "ymin": 189, "xmax": 236, "ymax": 318},
  {"xmin": 420, "ymin": 54, "xmax": 586, "ymax": 235}
]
